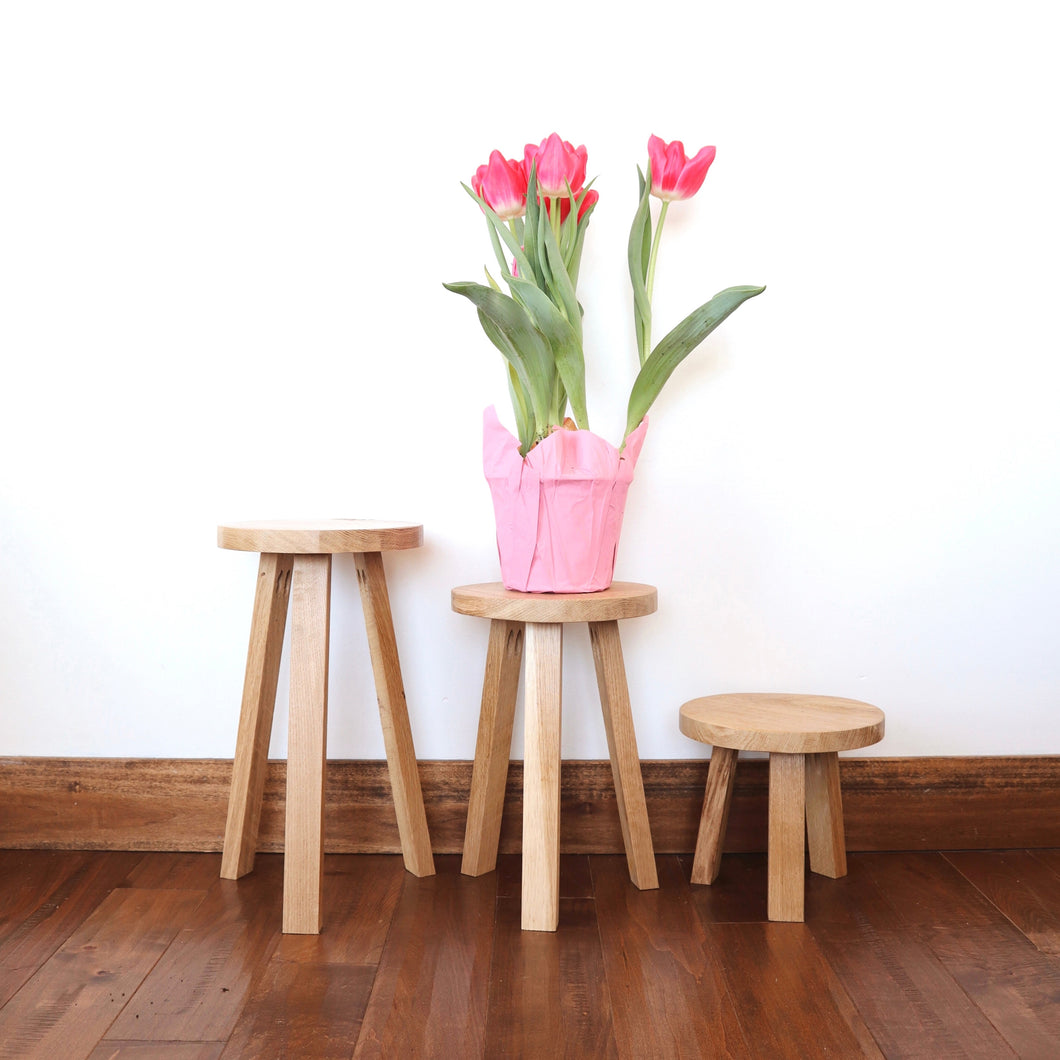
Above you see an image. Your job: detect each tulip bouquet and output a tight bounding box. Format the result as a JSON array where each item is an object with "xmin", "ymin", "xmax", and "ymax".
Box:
[{"xmin": 445, "ymin": 133, "xmax": 765, "ymax": 456}]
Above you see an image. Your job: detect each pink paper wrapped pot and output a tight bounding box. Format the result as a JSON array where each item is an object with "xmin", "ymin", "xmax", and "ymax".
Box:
[{"xmin": 483, "ymin": 406, "xmax": 648, "ymax": 593}]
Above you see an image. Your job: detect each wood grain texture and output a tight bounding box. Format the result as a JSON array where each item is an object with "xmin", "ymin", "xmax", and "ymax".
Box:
[
  {"xmin": 589, "ymin": 621, "xmax": 658, "ymax": 890},
  {"xmin": 486, "ymin": 895, "xmax": 618, "ymax": 1058},
  {"xmin": 0, "ymin": 851, "xmax": 145, "ymax": 1008},
  {"xmin": 1, "ymin": 849, "xmax": 1059, "ymax": 1057},
  {"xmin": 2, "ymin": 757, "xmax": 1058, "ymax": 853},
  {"xmin": 680, "ymin": 852, "xmax": 768, "ymax": 923},
  {"xmin": 707, "ymin": 920, "xmax": 886, "ymax": 1058},
  {"xmin": 768, "ymin": 752, "xmax": 806, "ymax": 921},
  {"xmin": 451, "ymin": 581, "xmax": 657, "ymax": 623},
  {"xmin": 353, "ymin": 550, "xmax": 434, "ymax": 878},
  {"xmin": 220, "ymin": 552, "xmax": 291, "ymax": 880},
  {"xmin": 126, "ymin": 851, "xmax": 229, "ymax": 891},
  {"xmin": 495, "ymin": 852, "xmax": 595, "ymax": 899},
  {"xmin": 89, "ymin": 1045, "xmax": 224, "ymax": 1060},
  {"xmin": 220, "ymin": 959, "xmax": 374, "ymax": 1060},
  {"xmin": 217, "ymin": 519, "xmax": 422, "ymax": 554},
  {"xmin": 806, "ymin": 856, "xmax": 1020, "ymax": 1059},
  {"xmin": 858, "ymin": 850, "xmax": 1060, "ymax": 1057},
  {"xmin": 690, "ymin": 746, "xmax": 739, "ymax": 885},
  {"xmin": 273, "ymin": 854, "xmax": 406, "ymax": 964},
  {"xmin": 944, "ymin": 849, "xmax": 1060, "ymax": 958},
  {"xmin": 1032, "ymin": 847, "xmax": 1060, "ymax": 878},
  {"xmin": 353, "ymin": 857, "xmax": 496, "ymax": 1059},
  {"xmin": 593, "ymin": 855, "xmax": 749, "ymax": 1058},
  {"xmin": 521, "ymin": 621, "xmax": 563, "ymax": 931},
  {"xmin": 461, "ymin": 620, "xmax": 523, "ymax": 876},
  {"xmin": 283, "ymin": 553, "xmax": 331, "ymax": 934},
  {"xmin": 0, "ymin": 886, "xmax": 206, "ymax": 1060},
  {"xmin": 104, "ymin": 857, "xmax": 284, "ymax": 1043},
  {"xmin": 680, "ymin": 693, "xmax": 885, "ymax": 753},
  {"xmin": 805, "ymin": 751, "xmax": 847, "ymax": 878},
  {"xmin": 0, "ymin": 851, "xmax": 95, "ymax": 949}
]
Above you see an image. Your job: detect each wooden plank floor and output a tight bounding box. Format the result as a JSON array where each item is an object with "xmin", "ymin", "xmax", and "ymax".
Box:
[{"xmin": 0, "ymin": 849, "xmax": 1057, "ymax": 1058}]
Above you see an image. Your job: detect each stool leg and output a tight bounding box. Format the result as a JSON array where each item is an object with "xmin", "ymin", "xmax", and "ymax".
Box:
[
  {"xmin": 221, "ymin": 552, "xmax": 292, "ymax": 881},
  {"xmin": 283, "ymin": 554, "xmax": 331, "ymax": 934},
  {"xmin": 462, "ymin": 619, "xmax": 523, "ymax": 877},
  {"xmin": 690, "ymin": 746, "xmax": 739, "ymax": 885},
  {"xmin": 768, "ymin": 752, "xmax": 806, "ymax": 922},
  {"xmin": 522, "ymin": 621, "xmax": 563, "ymax": 932},
  {"xmin": 588, "ymin": 621, "xmax": 658, "ymax": 890},
  {"xmin": 806, "ymin": 751, "xmax": 847, "ymax": 878},
  {"xmin": 354, "ymin": 551, "xmax": 435, "ymax": 878}
]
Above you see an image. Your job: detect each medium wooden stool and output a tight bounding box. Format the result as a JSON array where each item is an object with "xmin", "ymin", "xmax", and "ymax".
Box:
[
  {"xmin": 453, "ymin": 582, "xmax": 659, "ymax": 932},
  {"xmin": 679, "ymin": 693, "xmax": 885, "ymax": 922},
  {"xmin": 219, "ymin": 519, "xmax": 435, "ymax": 934}
]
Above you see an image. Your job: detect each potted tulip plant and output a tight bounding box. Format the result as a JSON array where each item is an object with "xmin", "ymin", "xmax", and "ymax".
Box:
[{"xmin": 445, "ymin": 133, "xmax": 764, "ymax": 592}]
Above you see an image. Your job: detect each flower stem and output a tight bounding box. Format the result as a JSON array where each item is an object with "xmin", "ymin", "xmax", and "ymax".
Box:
[
  {"xmin": 640, "ymin": 200, "xmax": 669, "ymax": 359},
  {"xmin": 549, "ymin": 196, "xmax": 562, "ymax": 246},
  {"xmin": 645, "ymin": 199, "xmax": 669, "ymax": 304},
  {"xmin": 507, "ymin": 220, "xmax": 521, "ymax": 275}
]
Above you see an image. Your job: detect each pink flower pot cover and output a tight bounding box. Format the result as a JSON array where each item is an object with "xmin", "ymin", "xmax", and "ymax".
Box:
[{"xmin": 483, "ymin": 406, "xmax": 648, "ymax": 593}]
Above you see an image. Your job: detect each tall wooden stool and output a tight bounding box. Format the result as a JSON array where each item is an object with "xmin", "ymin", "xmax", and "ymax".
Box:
[
  {"xmin": 679, "ymin": 693, "xmax": 885, "ymax": 922},
  {"xmin": 219, "ymin": 519, "xmax": 435, "ymax": 934},
  {"xmin": 453, "ymin": 582, "xmax": 659, "ymax": 932}
]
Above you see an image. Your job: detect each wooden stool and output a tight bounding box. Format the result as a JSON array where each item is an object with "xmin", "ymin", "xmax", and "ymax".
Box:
[
  {"xmin": 219, "ymin": 519, "xmax": 435, "ymax": 934},
  {"xmin": 453, "ymin": 582, "xmax": 659, "ymax": 932},
  {"xmin": 679, "ymin": 693, "xmax": 885, "ymax": 922}
]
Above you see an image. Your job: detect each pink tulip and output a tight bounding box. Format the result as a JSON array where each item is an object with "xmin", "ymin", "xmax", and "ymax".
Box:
[
  {"xmin": 524, "ymin": 134, "xmax": 588, "ymax": 198},
  {"xmin": 647, "ymin": 135, "xmax": 717, "ymax": 201},
  {"xmin": 472, "ymin": 151, "xmax": 528, "ymax": 220},
  {"xmin": 576, "ymin": 187, "xmax": 599, "ymax": 220}
]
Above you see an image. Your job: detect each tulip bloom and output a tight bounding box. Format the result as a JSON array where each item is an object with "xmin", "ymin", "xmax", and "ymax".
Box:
[
  {"xmin": 472, "ymin": 151, "xmax": 527, "ymax": 220},
  {"xmin": 647, "ymin": 135, "xmax": 716, "ymax": 201},
  {"xmin": 524, "ymin": 133, "xmax": 588, "ymax": 198}
]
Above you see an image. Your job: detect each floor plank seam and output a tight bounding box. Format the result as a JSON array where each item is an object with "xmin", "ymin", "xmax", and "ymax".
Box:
[{"xmin": 585, "ymin": 856, "xmax": 621, "ymax": 1059}]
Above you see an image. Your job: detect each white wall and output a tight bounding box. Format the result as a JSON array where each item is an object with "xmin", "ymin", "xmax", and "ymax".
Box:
[{"xmin": 2, "ymin": 1, "xmax": 1057, "ymax": 762}]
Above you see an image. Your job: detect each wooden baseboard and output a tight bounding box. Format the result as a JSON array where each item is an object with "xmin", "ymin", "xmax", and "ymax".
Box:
[{"xmin": 1, "ymin": 756, "xmax": 1057, "ymax": 853}]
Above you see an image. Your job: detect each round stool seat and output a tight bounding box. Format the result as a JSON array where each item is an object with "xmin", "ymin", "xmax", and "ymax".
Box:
[
  {"xmin": 680, "ymin": 693, "xmax": 885, "ymax": 754},
  {"xmin": 451, "ymin": 582, "xmax": 657, "ymax": 624},
  {"xmin": 218, "ymin": 519, "xmax": 422, "ymax": 554}
]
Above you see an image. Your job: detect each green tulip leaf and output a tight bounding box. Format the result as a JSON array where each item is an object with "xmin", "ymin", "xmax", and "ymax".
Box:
[
  {"xmin": 461, "ymin": 183, "xmax": 534, "ymax": 285},
  {"xmin": 567, "ymin": 205, "xmax": 595, "ymax": 287},
  {"xmin": 474, "ymin": 309, "xmax": 536, "ymax": 409},
  {"xmin": 485, "ymin": 215, "xmax": 511, "ymax": 281},
  {"xmin": 508, "ymin": 274, "xmax": 588, "ymax": 429},
  {"xmin": 538, "ymin": 201, "xmax": 582, "ymax": 342},
  {"xmin": 506, "ymin": 362, "xmax": 533, "ymax": 454},
  {"xmin": 627, "ymin": 166, "xmax": 654, "ymax": 366},
  {"xmin": 624, "ymin": 284, "xmax": 766, "ymax": 440},
  {"xmin": 550, "ymin": 372, "xmax": 567, "ymax": 425},
  {"xmin": 560, "ymin": 186, "xmax": 578, "ymax": 260},
  {"xmin": 523, "ymin": 167, "xmax": 541, "ymax": 283},
  {"xmin": 444, "ymin": 281, "xmax": 555, "ymax": 433}
]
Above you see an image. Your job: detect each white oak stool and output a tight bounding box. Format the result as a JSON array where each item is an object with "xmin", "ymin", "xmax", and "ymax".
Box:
[
  {"xmin": 679, "ymin": 693, "xmax": 885, "ymax": 922},
  {"xmin": 453, "ymin": 582, "xmax": 660, "ymax": 932},
  {"xmin": 219, "ymin": 519, "xmax": 435, "ymax": 934}
]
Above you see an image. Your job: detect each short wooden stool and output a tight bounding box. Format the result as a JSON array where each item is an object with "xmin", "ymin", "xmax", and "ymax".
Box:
[
  {"xmin": 679, "ymin": 693, "xmax": 885, "ymax": 922},
  {"xmin": 453, "ymin": 582, "xmax": 659, "ymax": 932},
  {"xmin": 219, "ymin": 519, "xmax": 435, "ymax": 934}
]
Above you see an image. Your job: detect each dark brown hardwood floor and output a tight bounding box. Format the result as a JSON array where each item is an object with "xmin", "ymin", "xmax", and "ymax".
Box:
[{"xmin": 0, "ymin": 848, "xmax": 1057, "ymax": 1058}]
